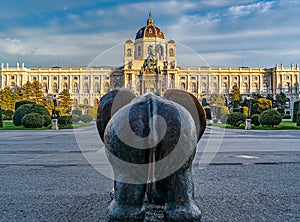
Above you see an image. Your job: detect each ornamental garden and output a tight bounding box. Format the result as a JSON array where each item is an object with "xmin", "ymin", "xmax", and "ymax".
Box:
[{"xmin": 0, "ymin": 81, "xmax": 300, "ymax": 130}]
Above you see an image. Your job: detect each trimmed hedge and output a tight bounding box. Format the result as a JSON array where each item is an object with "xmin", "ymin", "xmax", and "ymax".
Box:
[
  {"xmin": 58, "ymin": 116, "xmax": 72, "ymax": 126},
  {"xmin": 3, "ymin": 110, "xmax": 14, "ymax": 120},
  {"xmin": 227, "ymin": 112, "xmax": 245, "ymax": 127},
  {"xmin": 13, "ymin": 104, "xmax": 50, "ymax": 126},
  {"xmin": 42, "ymin": 115, "xmax": 52, "ymax": 127},
  {"xmin": 21, "ymin": 113, "xmax": 45, "ymax": 128},
  {"xmin": 80, "ymin": 114, "xmax": 93, "ymax": 123},
  {"xmin": 72, "ymin": 109, "xmax": 83, "ymax": 116},
  {"xmin": 72, "ymin": 114, "xmax": 80, "ymax": 123},
  {"xmin": 297, "ymin": 112, "xmax": 300, "ymax": 126},
  {"xmin": 259, "ymin": 109, "xmax": 282, "ymax": 127},
  {"xmin": 293, "ymin": 101, "xmax": 300, "ymax": 122},
  {"xmin": 15, "ymin": 100, "xmax": 36, "ymax": 111},
  {"xmin": 251, "ymin": 114, "xmax": 260, "ymax": 126}
]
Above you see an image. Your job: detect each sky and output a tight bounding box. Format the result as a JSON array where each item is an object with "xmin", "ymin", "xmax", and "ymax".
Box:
[{"xmin": 0, "ymin": 0, "xmax": 299, "ymax": 68}]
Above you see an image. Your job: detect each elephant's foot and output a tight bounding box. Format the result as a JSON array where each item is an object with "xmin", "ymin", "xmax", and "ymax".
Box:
[
  {"xmin": 108, "ymin": 200, "xmax": 145, "ymax": 222},
  {"xmin": 164, "ymin": 202, "xmax": 202, "ymax": 222}
]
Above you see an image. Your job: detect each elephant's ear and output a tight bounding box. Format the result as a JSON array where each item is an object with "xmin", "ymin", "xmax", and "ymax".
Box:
[
  {"xmin": 96, "ymin": 89, "xmax": 136, "ymax": 141},
  {"xmin": 163, "ymin": 89, "xmax": 206, "ymax": 141}
]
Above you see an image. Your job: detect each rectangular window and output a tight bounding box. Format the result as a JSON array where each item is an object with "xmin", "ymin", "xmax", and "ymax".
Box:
[
  {"xmin": 64, "ymin": 76, "xmax": 68, "ymax": 80},
  {"xmin": 115, "ymin": 76, "xmax": 121, "ymax": 80},
  {"xmin": 74, "ymin": 76, "xmax": 78, "ymax": 80},
  {"xmin": 43, "ymin": 77, "xmax": 47, "ymax": 80},
  {"xmin": 105, "ymin": 76, "xmax": 110, "ymax": 80},
  {"xmin": 180, "ymin": 76, "xmax": 185, "ymax": 80},
  {"xmin": 33, "ymin": 76, "xmax": 37, "ymax": 81},
  {"xmin": 53, "ymin": 76, "xmax": 57, "ymax": 80},
  {"xmin": 191, "ymin": 76, "xmax": 196, "ymax": 80},
  {"xmin": 95, "ymin": 76, "xmax": 99, "ymax": 80},
  {"xmin": 201, "ymin": 76, "xmax": 207, "ymax": 80},
  {"xmin": 84, "ymin": 76, "xmax": 89, "ymax": 80}
]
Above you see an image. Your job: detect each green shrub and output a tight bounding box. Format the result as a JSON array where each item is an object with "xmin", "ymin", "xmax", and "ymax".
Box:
[
  {"xmin": 58, "ymin": 116, "xmax": 72, "ymax": 126},
  {"xmin": 13, "ymin": 104, "xmax": 50, "ymax": 126},
  {"xmin": 227, "ymin": 112, "xmax": 246, "ymax": 127},
  {"xmin": 204, "ymin": 108, "xmax": 212, "ymax": 120},
  {"xmin": 219, "ymin": 114, "xmax": 229, "ymax": 124},
  {"xmin": 297, "ymin": 112, "xmax": 300, "ymax": 126},
  {"xmin": 233, "ymin": 108, "xmax": 240, "ymax": 113},
  {"xmin": 251, "ymin": 114, "xmax": 260, "ymax": 126},
  {"xmin": 21, "ymin": 113, "xmax": 45, "ymax": 128},
  {"xmin": 15, "ymin": 100, "xmax": 36, "ymax": 111},
  {"xmin": 72, "ymin": 109, "xmax": 82, "ymax": 116},
  {"xmin": 0, "ymin": 109, "xmax": 3, "ymax": 128},
  {"xmin": 3, "ymin": 110, "xmax": 14, "ymax": 120},
  {"xmin": 72, "ymin": 114, "xmax": 80, "ymax": 123},
  {"xmin": 293, "ymin": 101, "xmax": 300, "ymax": 122},
  {"xmin": 277, "ymin": 108, "xmax": 285, "ymax": 116},
  {"xmin": 259, "ymin": 109, "xmax": 282, "ymax": 127},
  {"xmin": 80, "ymin": 114, "xmax": 93, "ymax": 123},
  {"xmin": 42, "ymin": 115, "xmax": 52, "ymax": 127},
  {"xmin": 213, "ymin": 119, "xmax": 218, "ymax": 123},
  {"xmin": 250, "ymin": 98, "xmax": 272, "ymax": 116},
  {"xmin": 282, "ymin": 114, "xmax": 291, "ymax": 119}
]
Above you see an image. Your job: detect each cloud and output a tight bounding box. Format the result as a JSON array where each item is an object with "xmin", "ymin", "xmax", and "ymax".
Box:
[{"xmin": 227, "ymin": 1, "xmax": 275, "ymax": 18}]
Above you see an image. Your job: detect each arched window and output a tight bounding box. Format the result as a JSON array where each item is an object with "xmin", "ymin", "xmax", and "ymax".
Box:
[
  {"xmin": 73, "ymin": 83, "xmax": 79, "ymax": 93},
  {"xmin": 241, "ymin": 82, "xmax": 249, "ymax": 94},
  {"xmin": 83, "ymin": 83, "xmax": 89, "ymax": 93},
  {"xmin": 156, "ymin": 45, "xmax": 164, "ymax": 59},
  {"xmin": 148, "ymin": 45, "xmax": 153, "ymax": 55},
  {"xmin": 263, "ymin": 83, "xmax": 268, "ymax": 93},
  {"xmin": 180, "ymin": 82, "xmax": 186, "ymax": 90},
  {"xmin": 104, "ymin": 82, "xmax": 110, "ymax": 93},
  {"xmin": 222, "ymin": 82, "xmax": 228, "ymax": 93},
  {"xmin": 285, "ymin": 82, "xmax": 290, "ymax": 93},
  {"xmin": 192, "ymin": 82, "xmax": 197, "ymax": 93},
  {"xmin": 127, "ymin": 48, "xmax": 132, "ymax": 57},
  {"xmin": 63, "ymin": 83, "xmax": 68, "ymax": 91},
  {"xmin": 114, "ymin": 82, "xmax": 121, "ymax": 90},
  {"xmin": 94, "ymin": 82, "xmax": 100, "ymax": 93},
  {"xmin": 169, "ymin": 48, "xmax": 174, "ymax": 57},
  {"xmin": 43, "ymin": 83, "xmax": 48, "ymax": 93},
  {"xmin": 213, "ymin": 83, "xmax": 218, "ymax": 93},
  {"xmin": 202, "ymin": 82, "xmax": 207, "ymax": 94},
  {"xmin": 252, "ymin": 82, "xmax": 258, "ymax": 93}
]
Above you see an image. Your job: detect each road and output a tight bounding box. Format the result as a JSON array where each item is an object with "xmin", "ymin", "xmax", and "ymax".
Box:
[{"xmin": 0, "ymin": 125, "xmax": 299, "ymax": 221}]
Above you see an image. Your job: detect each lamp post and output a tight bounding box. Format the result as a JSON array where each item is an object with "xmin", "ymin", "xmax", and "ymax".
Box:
[{"xmin": 245, "ymin": 96, "xmax": 252, "ymax": 130}]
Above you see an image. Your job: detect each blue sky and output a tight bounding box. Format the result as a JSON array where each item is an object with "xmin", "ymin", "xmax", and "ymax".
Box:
[{"xmin": 0, "ymin": 0, "xmax": 299, "ymax": 68}]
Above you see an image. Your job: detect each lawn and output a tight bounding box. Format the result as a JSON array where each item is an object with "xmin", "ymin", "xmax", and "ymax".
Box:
[
  {"xmin": 0, "ymin": 121, "xmax": 92, "ymax": 130},
  {"xmin": 211, "ymin": 120, "xmax": 300, "ymax": 130}
]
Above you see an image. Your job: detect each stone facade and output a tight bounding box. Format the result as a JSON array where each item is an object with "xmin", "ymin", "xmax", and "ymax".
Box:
[{"xmin": 1, "ymin": 13, "xmax": 299, "ymax": 114}]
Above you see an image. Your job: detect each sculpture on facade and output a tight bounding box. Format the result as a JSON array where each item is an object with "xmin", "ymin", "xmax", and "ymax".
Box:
[{"xmin": 96, "ymin": 88, "xmax": 206, "ymax": 222}]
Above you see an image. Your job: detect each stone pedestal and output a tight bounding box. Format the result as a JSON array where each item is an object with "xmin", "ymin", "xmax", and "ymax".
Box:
[
  {"xmin": 51, "ymin": 119, "xmax": 59, "ymax": 130},
  {"xmin": 245, "ymin": 119, "xmax": 251, "ymax": 130}
]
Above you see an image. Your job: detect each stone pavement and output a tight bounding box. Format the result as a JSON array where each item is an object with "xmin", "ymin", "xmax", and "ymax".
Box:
[{"xmin": 0, "ymin": 125, "xmax": 299, "ymax": 221}]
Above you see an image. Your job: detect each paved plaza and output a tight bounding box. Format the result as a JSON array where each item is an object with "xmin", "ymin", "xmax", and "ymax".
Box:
[{"xmin": 0, "ymin": 124, "xmax": 300, "ymax": 221}]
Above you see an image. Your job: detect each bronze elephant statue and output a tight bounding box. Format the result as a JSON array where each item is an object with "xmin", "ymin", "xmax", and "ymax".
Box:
[{"xmin": 97, "ymin": 89, "xmax": 206, "ymax": 222}]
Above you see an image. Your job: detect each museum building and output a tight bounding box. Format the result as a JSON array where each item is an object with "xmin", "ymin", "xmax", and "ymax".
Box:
[{"xmin": 1, "ymin": 13, "xmax": 299, "ymax": 114}]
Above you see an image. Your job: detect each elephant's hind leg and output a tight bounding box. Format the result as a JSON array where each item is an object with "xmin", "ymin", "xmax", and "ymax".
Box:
[
  {"xmin": 163, "ymin": 166, "xmax": 202, "ymax": 222},
  {"xmin": 108, "ymin": 181, "xmax": 146, "ymax": 222}
]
